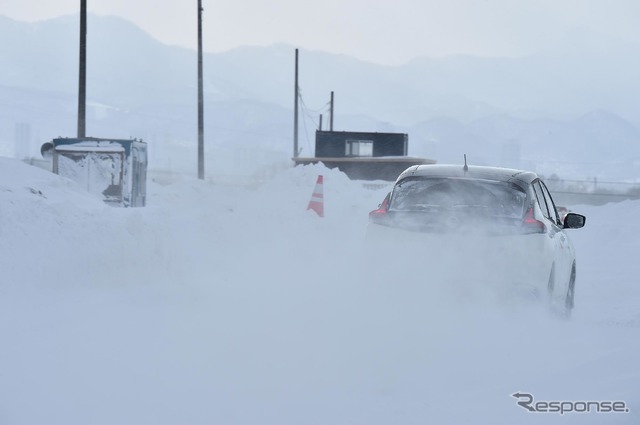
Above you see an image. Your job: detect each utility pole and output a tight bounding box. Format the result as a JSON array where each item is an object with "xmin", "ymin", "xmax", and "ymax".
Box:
[
  {"xmin": 319, "ymin": 114, "xmax": 323, "ymax": 131},
  {"xmin": 293, "ymin": 48, "xmax": 299, "ymax": 158},
  {"xmin": 329, "ymin": 91, "xmax": 334, "ymax": 131},
  {"xmin": 197, "ymin": 0, "xmax": 205, "ymax": 179},
  {"xmin": 77, "ymin": 0, "xmax": 87, "ymax": 138}
]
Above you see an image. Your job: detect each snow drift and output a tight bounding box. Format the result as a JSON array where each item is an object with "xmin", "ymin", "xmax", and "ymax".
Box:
[{"xmin": 0, "ymin": 158, "xmax": 637, "ymax": 425}]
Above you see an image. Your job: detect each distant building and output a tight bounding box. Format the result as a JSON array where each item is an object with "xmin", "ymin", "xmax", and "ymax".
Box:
[
  {"xmin": 42, "ymin": 137, "xmax": 148, "ymax": 207},
  {"xmin": 293, "ymin": 130, "xmax": 435, "ymax": 181}
]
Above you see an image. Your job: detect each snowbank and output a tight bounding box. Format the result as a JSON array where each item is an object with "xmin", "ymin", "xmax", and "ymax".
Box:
[{"xmin": 0, "ymin": 158, "xmax": 637, "ymax": 425}]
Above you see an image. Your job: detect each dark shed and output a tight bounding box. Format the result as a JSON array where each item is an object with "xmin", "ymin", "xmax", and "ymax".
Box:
[{"xmin": 293, "ymin": 130, "xmax": 435, "ymax": 181}]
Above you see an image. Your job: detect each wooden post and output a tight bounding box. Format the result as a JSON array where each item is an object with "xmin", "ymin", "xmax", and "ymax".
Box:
[
  {"xmin": 77, "ymin": 0, "xmax": 87, "ymax": 138},
  {"xmin": 197, "ymin": 0, "xmax": 205, "ymax": 179},
  {"xmin": 330, "ymin": 91, "xmax": 334, "ymax": 131},
  {"xmin": 293, "ymin": 48, "xmax": 299, "ymax": 158}
]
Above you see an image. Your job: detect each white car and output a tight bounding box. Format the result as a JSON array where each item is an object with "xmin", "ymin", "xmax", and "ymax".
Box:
[{"xmin": 366, "ymin": 164, "xmax": 586, "ymax": 317}]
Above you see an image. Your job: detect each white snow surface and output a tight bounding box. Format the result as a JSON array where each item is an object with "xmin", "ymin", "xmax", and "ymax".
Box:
[{"xmin": 0, "ymin": 157, "xmax": 638, "ymax": 424}]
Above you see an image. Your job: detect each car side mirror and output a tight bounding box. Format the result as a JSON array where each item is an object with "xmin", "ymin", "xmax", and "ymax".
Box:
[{"xmin": 563, "ymin": 212, "xmax": 586, "ymax": 229}]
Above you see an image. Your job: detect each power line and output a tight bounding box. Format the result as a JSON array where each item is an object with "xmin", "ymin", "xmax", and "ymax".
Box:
[{"xmin": 297, "ymin": 89, "xmax": 332, "ymax": 155}]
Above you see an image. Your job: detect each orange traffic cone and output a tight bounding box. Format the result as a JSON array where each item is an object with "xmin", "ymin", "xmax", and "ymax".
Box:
[{"xmin": 307, "ymin": 175, "xmax": 324, "ymax": 217}]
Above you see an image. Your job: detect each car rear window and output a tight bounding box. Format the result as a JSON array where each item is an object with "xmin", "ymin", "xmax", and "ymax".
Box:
[{"xmin": 390, "ymin": 177, "xmax": 527, "ymax": 218}]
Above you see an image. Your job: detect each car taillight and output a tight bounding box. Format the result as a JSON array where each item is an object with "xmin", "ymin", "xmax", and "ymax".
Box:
[
  {"xmin": 369, "ymin": 196, "xmax": 390, "ymax": 222},
  {"xmin": 521, "ymin": 207, "xmax": 546, "ymax": 234}
]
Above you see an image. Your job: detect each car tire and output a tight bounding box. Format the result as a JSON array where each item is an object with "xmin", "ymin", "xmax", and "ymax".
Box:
[
  {"xmin": 547, "ymin": 264, "xmax": 575, "ymax": 320},
  {"xmin": 547, "ymin": 265, "xmax": 555, "ymax": 300},
  {"xmin": 564, "ymin": 264, "xmax": 576, "ymax": 314}
]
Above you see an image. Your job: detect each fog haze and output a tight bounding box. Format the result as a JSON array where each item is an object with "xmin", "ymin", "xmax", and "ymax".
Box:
[
  {"xmin": 1, "ymin": 13, "xmax": 639, "ymax": 181},
  {"xmin": 2, "ymin": 0, "xmax": 640, "ymax": 64},
  {"xmin": 1, "ymin": 3, "xmax": 640, "ymax": 423}
]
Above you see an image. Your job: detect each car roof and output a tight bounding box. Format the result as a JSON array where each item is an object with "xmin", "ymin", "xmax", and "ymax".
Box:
[{"xmin": 396, "ymin": 164, "xmax": 539, "ymax": 186}]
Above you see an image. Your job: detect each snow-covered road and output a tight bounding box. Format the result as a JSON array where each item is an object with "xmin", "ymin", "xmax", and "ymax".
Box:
[{"xmin": 0, "ymin": 158, "xmax": 638, "ymax": 424}]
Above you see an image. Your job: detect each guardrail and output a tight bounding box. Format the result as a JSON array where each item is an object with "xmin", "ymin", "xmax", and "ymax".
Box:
[{"xmin": 546, "ymin": 178, "xmax": 640, "ymax": 206}]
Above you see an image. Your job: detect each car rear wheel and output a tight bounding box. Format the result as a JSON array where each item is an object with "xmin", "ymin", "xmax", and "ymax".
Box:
[
  {"xmin": 546, "ymin": 266, "xmax": 555, "ymax": 300},
  {"xmin": 547, "ymin": 264, "xmax": 575, "ymax": 320},
  {"xmin": 564, "ymin": 265, "xmax": 576, "ymax": 312}
]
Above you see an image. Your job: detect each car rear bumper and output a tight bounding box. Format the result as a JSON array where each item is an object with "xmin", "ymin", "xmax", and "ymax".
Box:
[{"xmin": 364, "ymin": 223, "xmax": 552, "ymax": 295}]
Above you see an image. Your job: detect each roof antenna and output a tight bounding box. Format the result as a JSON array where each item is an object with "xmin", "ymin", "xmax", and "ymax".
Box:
[{"xmin": 463, "ymin": 154, "xmax": 469, "ymax": 172}]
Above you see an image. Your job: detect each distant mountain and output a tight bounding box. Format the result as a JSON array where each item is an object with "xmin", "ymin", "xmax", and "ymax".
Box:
[
  {"xmin": 1, "ymin": 14, "xmax": 639, "ymax": 179},
  {"xmin": 401, "ymin": 29, "xmax": 640, "ymax": 124},
  {"xmin": 407, "ymin": 110, "xmax": 640, "ymax": 179}
]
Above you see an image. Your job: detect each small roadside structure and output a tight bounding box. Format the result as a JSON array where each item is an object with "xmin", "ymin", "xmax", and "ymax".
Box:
[
  {"xmin": 293, "ymin": 130, "xmax": 435, "ymax": 181},
  {"xmin": 42, "ymin": 137, "xmax": 147, "ymax": 207}
]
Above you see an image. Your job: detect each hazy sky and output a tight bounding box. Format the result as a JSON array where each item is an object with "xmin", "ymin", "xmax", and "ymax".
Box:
[{"xmin": 2, "ymin": 0, "xmax": 640, "ymax": 64}]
